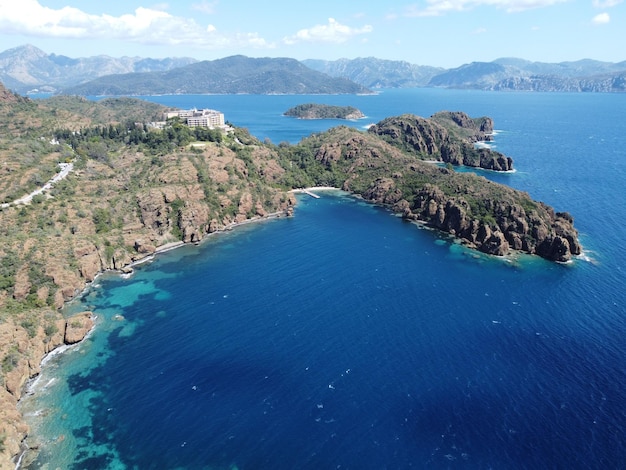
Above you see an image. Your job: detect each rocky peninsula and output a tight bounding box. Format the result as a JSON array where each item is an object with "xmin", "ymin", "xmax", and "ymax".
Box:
[
  {"xmin": 0, "ymin": 84, "xmax": 580, "ymax": 467},
  {"xmin": 298, "ymin": 121, "xmax": 579, "ymax": 261}
]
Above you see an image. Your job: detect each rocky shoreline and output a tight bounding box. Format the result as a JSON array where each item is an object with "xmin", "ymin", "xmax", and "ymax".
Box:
[
  {"xmin": 0, "ymin": 312, "xmax": 94, "ymax": 468},
  {"xmin": 2, "ymin": 177, "xmax": 580, "ymax": 466},
  {"xmin": 1, "ymin": 208, "xmax": 294, "ymax": 469},
  {"xmin": 0, "ymin": 95, "xmax": 581, "ymax": 467}
]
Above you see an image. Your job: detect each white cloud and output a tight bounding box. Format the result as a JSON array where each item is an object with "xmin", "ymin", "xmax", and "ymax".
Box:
[
  {"xmin": 592, "ymin": 12, "xmax": 611, "ymax": 23},
  {"xmin": 472, "ymin": 27, "xmax": 488, "ymax": 34},
  {"xmin": 592, "ymin": 0, "xmax": 622, "ymax": 7},
  {"xmin": 192, "ymin": 1, "xmax": 218, "ymax": 14},
  {"xmin": 404, "ymin": 0, "xmax": 569, "ymax": 16},
  {"xmin": 150, "ymin": 3, "xmax": 170, "ymax": 11},
  {"xmin": 0, "ymin": 0, "xmax": 269, "ymax": 50},
  {"xmin": 283, "ymin": 18, "xmax": 373, "ymax": 45}
]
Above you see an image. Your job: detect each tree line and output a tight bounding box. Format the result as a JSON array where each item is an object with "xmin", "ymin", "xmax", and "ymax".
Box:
[{"xmin": 54, "ymin": 118, "xmax": 224, "ymax": 158}]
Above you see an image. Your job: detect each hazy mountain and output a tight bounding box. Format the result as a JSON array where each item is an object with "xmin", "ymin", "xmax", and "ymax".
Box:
[
  {"xmin": 492, "ymin": 57, "xmax": 626, "ymax": 77},
  {"xmin": 428, "ymin": 59, "xmax": 626, "ymax": 91},
  {"xmin": 2, "ymin": 45, "xmax": 625, "ymax": 94},
  {"xmin": 0, "ymin": 44, "xmax": 197, "ymax": 94},
  {"xmin": 304, "ymin": 56, "xmax": 626, "ymax": 92},
  {"xmin": 428, "ymin": 62, "xmax": 512, "ymax": 88},
  {"xmin": 302, "ymin": 57, "xmax": 444, "ymax": 88},
  {"xmin": 61, "ymin": 55, "xmax": 373, "ymax": 95}
]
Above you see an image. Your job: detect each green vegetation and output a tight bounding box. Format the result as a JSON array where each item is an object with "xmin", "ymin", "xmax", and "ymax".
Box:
[
  {"xmin": 54, "ymin": 119, "xmax": 223, "ymax": 157},
  {"xmin": 61, "ymin": 56, "xmax": 371, "ymax": 96},
  {"xmin": 92, "ymin": 208, "xmax": 113, "ymax": 233},
  {"xmin": 0, "ymin": 252, "xmax": 19, "ymax": 293},
  {"xmin": 0, "ymin": 83, "xmax": 582, "ymax": 466},
  {"xmin": 1, "ymin": 346, "xmax": 20, "ymax": 373},
  {"xmin": 0, "ymin": 88, "xmax": 576, "ymax": 341},
  {"xmin": 284, "ymin": 103, "xmax": 364, "ymax": 120}
]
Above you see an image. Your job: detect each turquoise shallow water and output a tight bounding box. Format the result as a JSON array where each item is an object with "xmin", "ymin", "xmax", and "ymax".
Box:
[{"xmin": 21, "ymin": 90, "xmax": 626, "ymax": 469}]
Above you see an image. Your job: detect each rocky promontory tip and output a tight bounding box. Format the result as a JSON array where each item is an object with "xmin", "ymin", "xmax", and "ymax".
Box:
[
  {"xmin": 364, "ymin": 179, "xmax": 580, "ymax": 262},
  {"xmin": 64, "ymin": 311, "xmax": 95, "ymax": 344},
  {"xmin": 368, "ymin": 112, "xmax": 513, "ymax": 171}
]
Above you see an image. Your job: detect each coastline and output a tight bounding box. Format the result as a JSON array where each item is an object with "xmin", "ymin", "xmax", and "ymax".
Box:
[
  {"xmin": 289, "ymin": 186, "xmax": 341, "ymax": 197},
  {"xmin": 8, "ymin": 183, "xmax": 580, "ymax": 467},
  {"xmin": 10, "ymin": 186, "xmax": 585, "ymax": 468},
  {"xmin": 10, "ymin": 207, "xmax": 294, "ymax": 468},
  {"xmin": 289, "ymin": 186, "xmax": 340, "ymax": 192},
  {"xmin": 3, "ymin": 310, "xmax": 96, "ymax": 469}
]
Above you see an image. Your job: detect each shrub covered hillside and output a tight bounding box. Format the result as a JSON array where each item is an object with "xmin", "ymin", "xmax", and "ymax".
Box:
[
  {"xmin": 0, "ymin": 86, "xmax": 295, "ymax": 464},
  {"xmin": 275, "ymin": 122, "xmax": 579, "ymax": 261},
  {"xmin": 0, "ymin": 84, "xmax": 579, "ymax": 466}
]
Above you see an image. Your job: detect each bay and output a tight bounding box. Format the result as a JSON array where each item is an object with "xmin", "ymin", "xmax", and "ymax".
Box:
[{"xmin": 20, "ymin": 89, "xmax": 626, "ymax": 469}]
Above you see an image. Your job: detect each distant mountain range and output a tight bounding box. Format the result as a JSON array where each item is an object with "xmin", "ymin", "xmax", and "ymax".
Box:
[
  {"xmin": 0, "ymin": 44, "xmax": 197, "ymax": 94},
  {"xmin": 1, "ymin": 45, "xmax": 626, "ymax": 95},
  {"xmin": 61, "ymin": 55, "xmax": 371, "ymax": 95},
  {"xmin": 305, "ymin": 57, "xmax": 626, "ymax": 92},
  {"xmin": 302, "ymin": 57, "xmax": 445, "ymax": 88}
]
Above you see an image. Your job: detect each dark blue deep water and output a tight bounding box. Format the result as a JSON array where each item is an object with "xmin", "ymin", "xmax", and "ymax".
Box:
[{"xmin": 21, "ymin": 90, "xmax": 626, "ymax": 469}]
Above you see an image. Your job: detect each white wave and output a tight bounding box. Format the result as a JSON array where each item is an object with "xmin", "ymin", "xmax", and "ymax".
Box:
[
  {"xmin": 474, "ymin": 141, "xmax": 495, "ymax": 149},
  {"xmin": 576, "ymin": 249, "xmax": 599, "ymax": 265}
]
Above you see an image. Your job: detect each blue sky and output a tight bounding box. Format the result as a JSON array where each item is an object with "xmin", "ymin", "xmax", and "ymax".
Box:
[{"xmin": 0, "ymin": 0, "xmax": 623, "ymax": 67}]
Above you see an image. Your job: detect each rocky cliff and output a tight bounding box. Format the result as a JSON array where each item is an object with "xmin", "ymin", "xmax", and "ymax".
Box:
[
  {"xmin": 0, "ymin": 312, "xmax": 94, "ymax": 465},
  {"xmin": 363, "ymin": 178, "xmax": 580, "ymax": 261},
  {"xmin": 0, "ymin": 90, "xmax": 581, "ymax": 467},
  {"xmin": 289, "ymin": 124, "xmax": 579, "ymax": 262},
  {"xmin": 368, "ymin": 112, "xmax": 513, "ymax": 171}
]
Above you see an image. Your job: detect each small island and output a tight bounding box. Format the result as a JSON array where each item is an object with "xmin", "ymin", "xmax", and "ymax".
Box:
[{"xmin": 284, "ymin": 103, "xmax": 365, "ymax": 120}]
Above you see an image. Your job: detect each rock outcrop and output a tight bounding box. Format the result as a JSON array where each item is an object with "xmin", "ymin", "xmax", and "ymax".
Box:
[
  {"xmin": 363, "ymin": 178, "xmax": 581, "ymax": 262},
  {"xmin": 0, "ymin": 312, "xmax": 94, "ymax": 465},
  {"xmin": 63, "ymin": 312, "xmax": 95, "ymax": 344},
  {"xmin": 301, "ymin": 123, "xmax": 580, "ymax": 262},
  {"xmin": 368, "ymin": 113, "xmax": 513, "ymax": 171}
]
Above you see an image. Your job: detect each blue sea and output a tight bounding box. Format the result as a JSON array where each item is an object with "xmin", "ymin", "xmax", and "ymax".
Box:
[{"xmin": 20, "ymin": 89, "xmax": 626, "ymax": 469}]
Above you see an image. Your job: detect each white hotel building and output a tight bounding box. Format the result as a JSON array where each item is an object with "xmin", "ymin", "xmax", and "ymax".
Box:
[{"xmin": 165, "ymin": 108, "xmax": 226, "ymax": 128}]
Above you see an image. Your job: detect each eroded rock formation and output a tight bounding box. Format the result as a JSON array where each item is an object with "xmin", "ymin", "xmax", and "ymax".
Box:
[
  {"xmin": 0, "ymin": 312, "xmax": 94, "ymax": 463},
  {"xmin": 363, "ymin": 178, "xmax": 580, "ymax": 262},
  {"xmin": 368, "ymin": 112, "xmax": 513, "ymax": 171}
]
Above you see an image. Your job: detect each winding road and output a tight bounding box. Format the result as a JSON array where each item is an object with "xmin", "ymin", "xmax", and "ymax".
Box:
[{"xmin": 1, "ymin": 162, "xmax": 74, "ymax": 209}]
